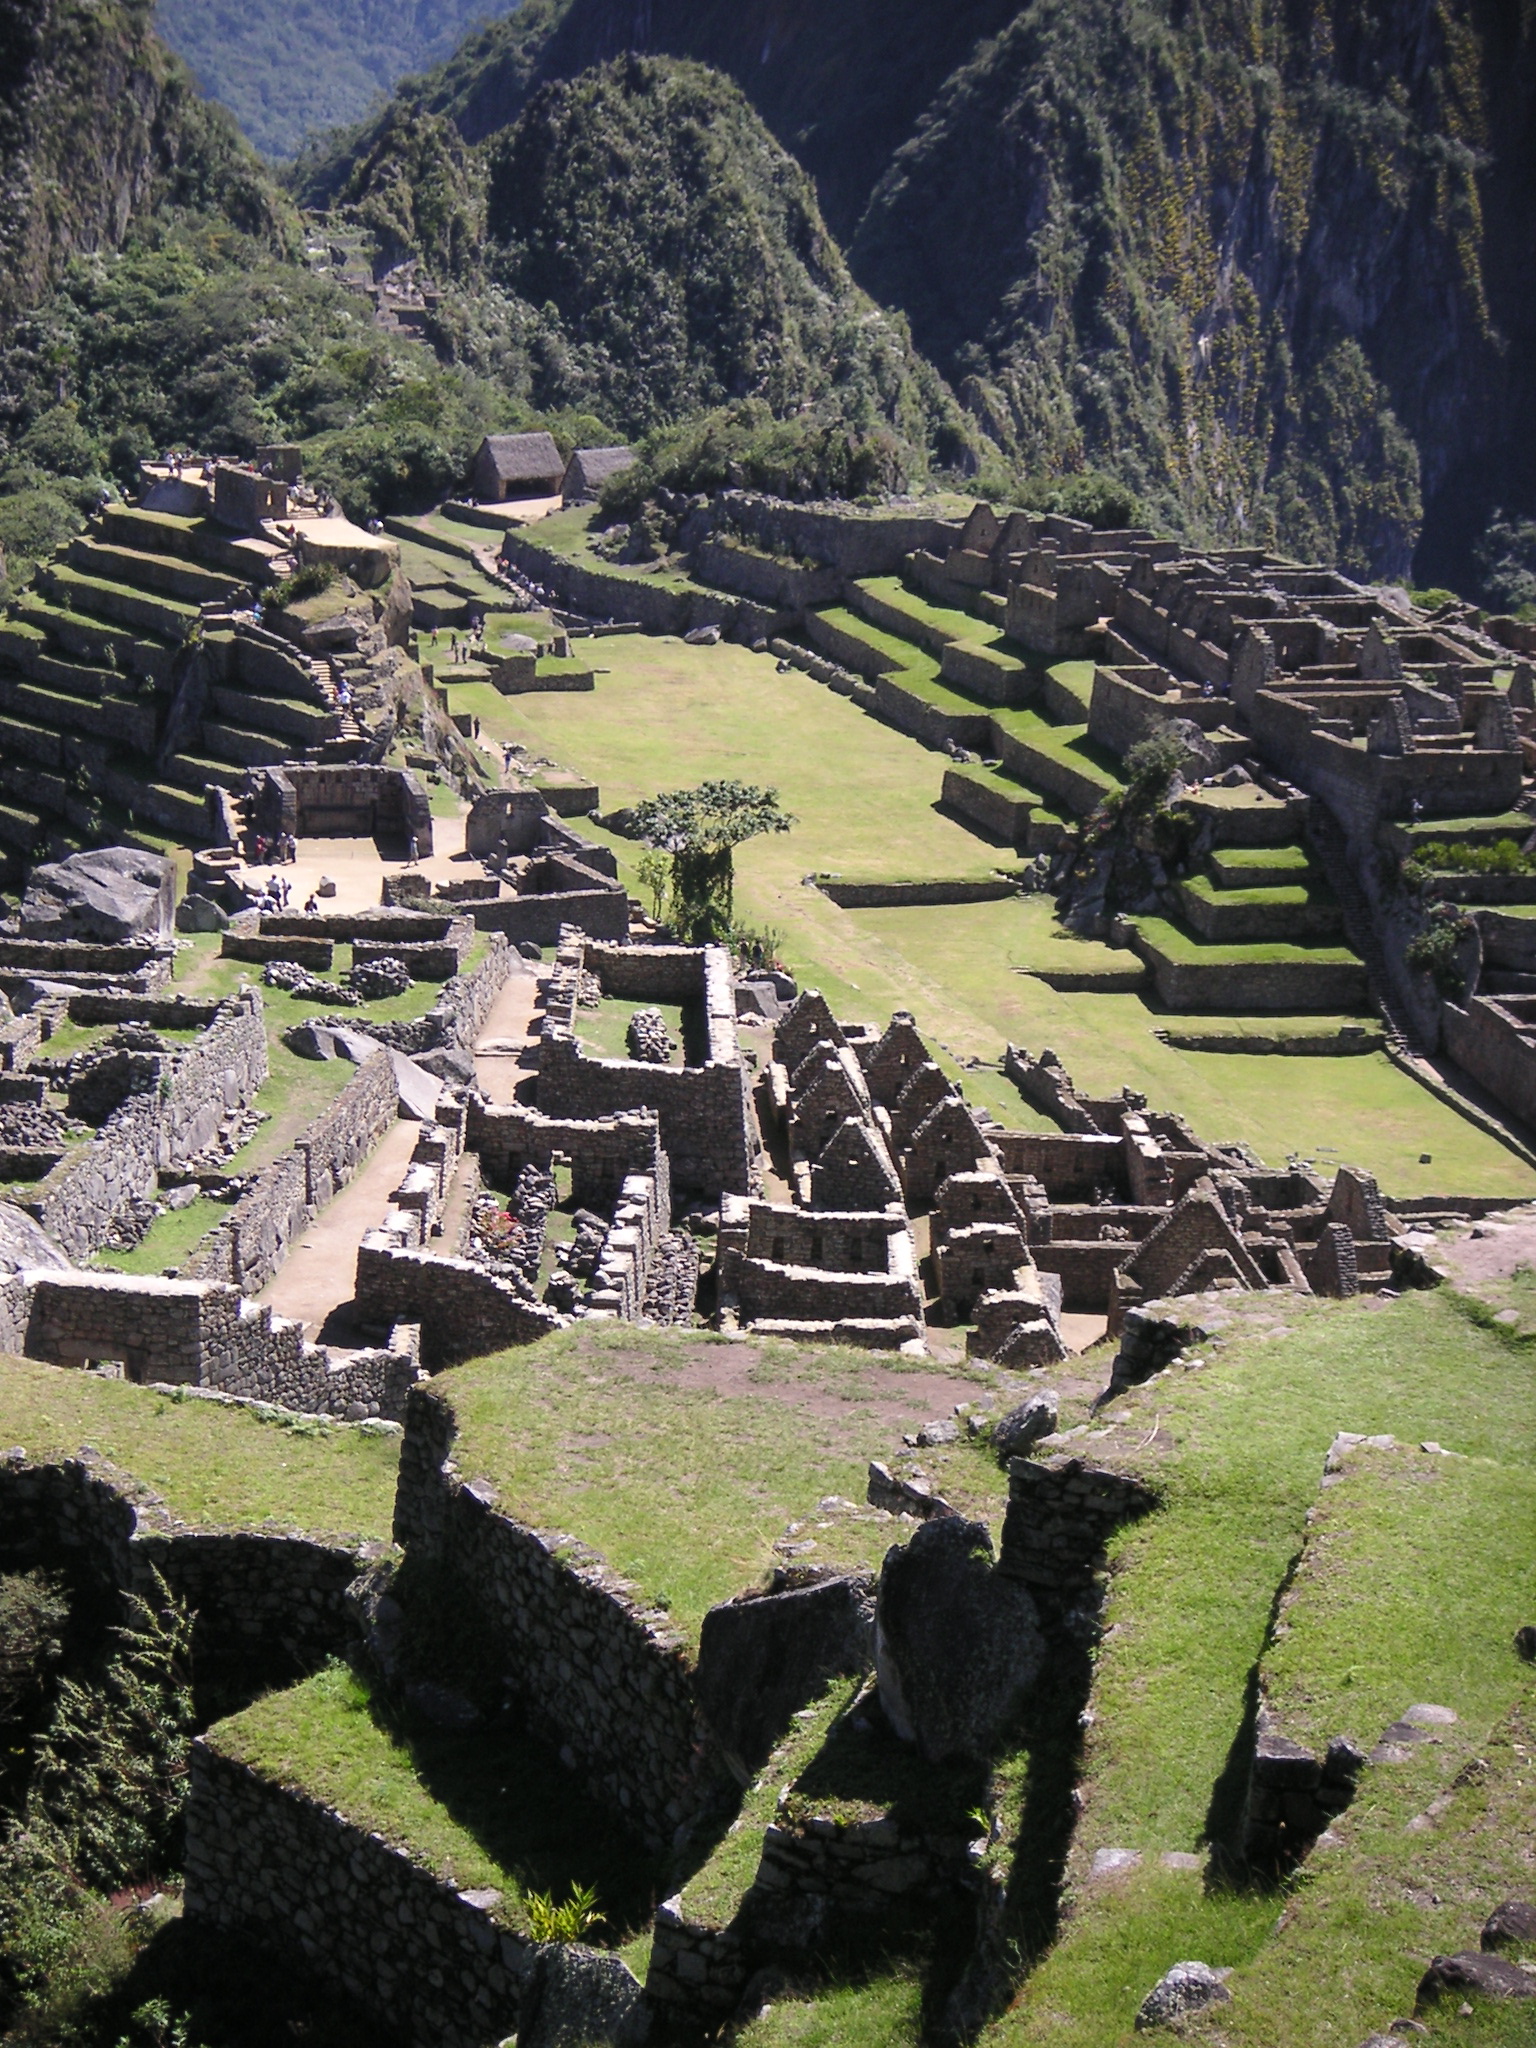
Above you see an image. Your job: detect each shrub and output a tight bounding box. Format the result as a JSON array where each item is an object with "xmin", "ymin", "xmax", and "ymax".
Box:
[
  {"xmin": 268, "ymin": 561, "xmax": 336, "ymax": 608},
  {"xmin": 525, "ymin": 1883, "xmax": 600, "ymax": 1943},
  {"xmin": 1406, "ymin": 904, "xmax": 1476, "ymax": 998}
]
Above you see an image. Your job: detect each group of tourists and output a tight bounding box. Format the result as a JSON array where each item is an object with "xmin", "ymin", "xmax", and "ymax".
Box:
[{"xmin": 249, "ymin": 831, "xmax": 298, "ymax": 865}]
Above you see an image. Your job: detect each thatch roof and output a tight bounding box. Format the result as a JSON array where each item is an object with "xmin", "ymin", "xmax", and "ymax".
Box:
[
  {"xmin": 477, "ymin": 432, "xmax": 563, "ymax": 486},
  {"xmin": 561, "ymin": 446, "xmax": 636, "ymax": 501}
]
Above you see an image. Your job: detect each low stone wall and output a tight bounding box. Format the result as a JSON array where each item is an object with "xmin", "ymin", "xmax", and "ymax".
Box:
[
  {"xmin": 998, "ymin": 1455, "xmax": 1157, "ymax": 1597},
  {"xmin": 471, "ymin": 886, "xmax": 630, "ymax": 945},
  {"xmin": 539, "ymin": 1037, "xmax": 754, "ymax": 1200},
  {"xmin": 353, "ymin": 1240, "xmax": 562, "ymax": 1365},
  {"xmin": 7, "ymin": 1268, "xmax": 420, "ymax": 1418},
  {"xmin": 0, "ymin": 1449, "xmax": 375, "ymax": 1691},
  {"xmin": 26, "ymin": 992, "xmax": 268, "ymax": 1261},
  {"xmin": 222, "ymin": 932, "xmax": 334, "ymax": 971},
  {"xmin": 817, "ymin": 877, "xmax": 1017, "ymax": 908},
  {"xmin": 395, "ymin": 1385, "xmax": 703, "ymax": 1847},
  {"xmin": 1131, "ymin": 931, "xmax": 1369, "ymax": 1014},
  {"xmin": 468, "ymin": 1101, "xmax": 662, "ymax": 1207},
  {"xmin": 186, "ymin": 1049, "xmax": 399, "ymax": 1292},
  {"xmin": 719, "ymin": 492, "xmax": 959, "ymax": 578},
  {"xmin": 694, "ymin": 538, "xmax": 840, "ymax": 610},
  {"xmin": 184, "ymin": 1744, "xmax": 534, "ymax": 2048}
]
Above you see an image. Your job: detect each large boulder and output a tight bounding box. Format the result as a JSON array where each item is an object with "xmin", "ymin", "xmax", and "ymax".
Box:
[
  {"xmin": 519, "ymin": 1944, "xmax": 648, "ymax": 2048},
  {"xmin": 875, "ymin": 1517, "xmax": 1045, "ymax": 1762},
  {"xmin": 1483, "ymin": 1900, "xmax": 1536, "ymax": 1952},
  {"xmin": 1135, "ymin": 1961, "xmax": 1231, "ymax": 2029},
  {"xmin": 695, "ymin": 1568, "xmax": 874, "ymax": 1773},
  {"xmin": 1418, "ymin": 1952, "xmax": 1536, "ymax": 2003},
  {"xmin": 0, "ymin": 1206, "xmax": 70, "ymax": 1273},
  {"xmin": 21, "ymin": 848, "xmax": 175, "ymax": 943}
]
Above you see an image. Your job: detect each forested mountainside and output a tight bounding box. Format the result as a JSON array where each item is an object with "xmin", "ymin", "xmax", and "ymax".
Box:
[
  {"xmin": 153, "ymin": 0, "xmax": 521, "ymax": 161},
  {"xmin": 0, "ymin": 0, "xmax": 286, "ymax": 335},
  {"xmin": 306, "ymin": 0, "xmax": 1536, "ymax": 592}
]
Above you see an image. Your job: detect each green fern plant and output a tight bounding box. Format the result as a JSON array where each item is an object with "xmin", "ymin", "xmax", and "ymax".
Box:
[{"xmin": 525, "ymin": 1882, "xmax": 600, "ymax": 1943}]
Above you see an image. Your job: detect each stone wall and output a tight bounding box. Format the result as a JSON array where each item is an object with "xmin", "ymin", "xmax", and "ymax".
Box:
[
  {"xmin": 394, "ymin": 1384, "xmax": 702, "ymax": 1848},
  {"xmin": 998, "ymin": 1455, "xmax": 1158, "ymax": 1597},
  {"xmin": 26, "ymin": 992, "xmax": 267, "ymax": 1261},
  {"xmin": 538, "ymin": 939, "xmax": 755, "ymax": 1200},
  {"xmin": 248, "ymin": 764, "xmax": 434, "ymax": 854},
  {"xmin": 0, "ymin": 1449, "xmax": 375, "ymax": 1691},
  {"xmin": 1441, "ymin": 994, "xmax": 1536, "ymax": 1133},
  {"xmin": 353, "ymin": 1240, "xmax": 562, "ymax": 1366},
  {"xmin": 719, "ymin": 493, "xmax": 959, "ymax": 578},
  {"xmin": 184, "ymin": 1744, "xmax": 534, "ymax": 2048},
  {"xmin": 467, "ymin": 1100, "xmax": 662, "ymax": 1208},
  {"xmin": 6, "ymin": 1268, "xmax": 420, "ymax": 1418},
  {"xmin": 186, "ymin": 1049, "xmax": 399, "ymax": 1292}
]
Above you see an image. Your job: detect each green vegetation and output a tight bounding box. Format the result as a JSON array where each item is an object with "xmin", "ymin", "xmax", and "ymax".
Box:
[
  {"xmin": 1132, "ymin": 917, "xmax": 1359, "ymax": 969},
  {"xmin": 434, "ymin": 1321, "xmax": 1007, "ymax": 1647},
  {"xmin": 0, "ymin": 1360, "xmax": 399, "ymax": 1540},
  {"xmin": 459, "ymin": 631, "xmax": 1536, "ymax": 1195},
  {"xmin": 632, "ymin": 778, "xmax": 796, "ymax": 942},
  {"xmin": 978, "ymin": 1288, "xmax": 1536, "ymax": 2047},
  {"xmin": 207, "ymin": 1661, "xmax": 649, "ymax": 1935},
  {"xmin": 155, "ymin": 0, "xmax": 522, "ymax": 162},
  {"xmin": 1406, "ymin": 836, "xmax": 1536, "ymax": 878}
]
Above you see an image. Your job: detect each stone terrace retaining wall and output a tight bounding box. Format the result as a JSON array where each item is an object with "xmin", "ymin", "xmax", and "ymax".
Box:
[
  {"xmin": 26, "ymin": 991, "xmax": 268, "ymax": 1261},
  {"xmin": 719, "ymin": 492, "xmax": 959, "ymax": 578},
  {"xmin": 0, "ymin": 1450, "xmax": 377, "ymax": 1689},
  {"xmin": 998, "ymin": 1455, "xmax": 1158, "ymax": 1598},
  {"xmin": 6, "ymin": 1268, "xmax": 420, "ymax": 1418},
  {"xmin": 184, "ymin": 1743, "xmax": 535, "ymax": 2048},
  {"xmin": 353, "ymin": 1241, "xmax": 562, "ymax": 1366},
  {"xmin": 185, "ymin": 1049, "xmax": 399, "ymax": 1293},
  {"xmin": 395, "ymin": 1385, "xmax": 702, "ymax": 1847}
]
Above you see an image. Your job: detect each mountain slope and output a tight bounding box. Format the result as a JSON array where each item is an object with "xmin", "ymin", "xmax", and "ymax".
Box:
[
  {"xmin": 0, "ymin": 0, "xmax": 287, "ymax": 336},
  {"xmin": 154, "ymin": 0, "xmax": 523, "ymax": 161},
  {"xmin": 849, "ymin": 0, "xmax": 1536, "ymax": 582},
  {"xmin": 480, "ymin": 55, "xmax": 964, "ymax": 447}
]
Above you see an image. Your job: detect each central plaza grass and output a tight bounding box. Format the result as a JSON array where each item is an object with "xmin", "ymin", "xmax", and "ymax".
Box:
[
  {"xmin": 0, "ymin": 1357, "xmax": 399, "ymax": 1539},
  {"xmin": 434, "ymin": 1321, "xmax": 1010, "ymax": 1650},
  {"xmin": 453, "ymin": 634, "xmax": 1536, "ymax": 1199}
]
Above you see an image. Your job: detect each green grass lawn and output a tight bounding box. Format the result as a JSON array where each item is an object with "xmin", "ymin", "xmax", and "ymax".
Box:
[
  {"xmin": 978, "ymin": 1287, "xmax": 1536, "ymax": 2048},
  {"xmin": 0, "ymin": 1359, "xmax": 399, "ymax": 1538},
  {"xmin": 852, "ymin": 576, "xmax": 1001, "ymax": 645},
  {"xmin": 444, "ymin": 634, "xmax": 1536, "ymax": 1199},
  {"xmin": 1133, "ymin": 916, "xmax": 1361, "ymax": 967},
  {"xmin": 577, "ymin": 995, "xmax": 690, "ymax": 1064},
  {"xmin": 205, "ymin": 1662, "xmax": 653, "ymax": 1937},
  {"xmin": 433, "ymin": 1321, "xmax": 1012, "ymax": 1650},
  {"xmin": 92, "ymin": 1193, "xmax": 229, "ymax": 1275},
  {"xmin": 1180, "ymin": 876, "xmax": 1330, "ymax": 912},
  {"xmin": 1208, "ymin": 845, "xmax": 1313, "ymax": 878}
]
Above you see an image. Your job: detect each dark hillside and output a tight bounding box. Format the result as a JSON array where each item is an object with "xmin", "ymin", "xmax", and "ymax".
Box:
[
  {"xmin": 849, "ymin": 0, "xmax": 1536, "ymax": 583},
  {"xmin": 481, "ymin": 55, "xmax": 964, "ymax": 448},
  {"xmin": 0, "ymin": 0, "xmax": 287, "ymax": 336}
]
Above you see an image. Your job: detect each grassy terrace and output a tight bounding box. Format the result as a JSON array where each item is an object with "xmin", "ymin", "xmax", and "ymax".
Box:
[
  {"xmin": 1208, "ymin": 845, "xmax": 1313, "ymax": 878},
  {"xmin": 1132, "ymin": 916, "xmax": 1360, "ymax": 967},
  {"xmin": 435, "ymin": 1322, "xmax": 1013, "ymax": 1650},
  {"xmin": 1179, "ymin": 875, "xmax": 1335, "ymax": 912},
  {"xmin": 742, "ymin": 1290, "xmax": 1535, "ymax": 2047},
  {"xmin": 0, "ymin": 1358, "xmax": 398, "ymax": 1539},
  {"xmin": 989, "ymin": 705, "xmax": 1123, "ymax": 798},
  {"xmin": 980, "ymin": 1288, "xmax": 1536, "ymax": 2048},
  {"xmin": 206, "ymin": 1663, "xmax": 652, "ymax": 1937},
  {"xmin": 852, "ymin": 575, "xmax": 1000, "ymax": 645}
]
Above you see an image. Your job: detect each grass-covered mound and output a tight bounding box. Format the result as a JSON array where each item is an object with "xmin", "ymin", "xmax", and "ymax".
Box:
[
  {"xmin": 0, "ymin": 1359, "xmax": 399, "ymax": 1540},
  {"xmin": 430, "ymin": 1321, "xmax": 1016, "ymax": 1648}
]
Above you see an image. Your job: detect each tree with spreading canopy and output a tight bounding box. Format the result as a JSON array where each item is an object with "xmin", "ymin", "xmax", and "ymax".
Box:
[{"xmin": 630, "ymin": 780, "xmax": 795, "ymax": 943}]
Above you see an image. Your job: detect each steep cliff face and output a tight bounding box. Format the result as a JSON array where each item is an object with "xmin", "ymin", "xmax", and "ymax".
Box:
[
  {"xmin": 0, "ymin": 0, "xmax": 285, "ymax": 336},
  {"xmin": 848, "ymin": 0, "xmax": 1536, "ymax": 581}
]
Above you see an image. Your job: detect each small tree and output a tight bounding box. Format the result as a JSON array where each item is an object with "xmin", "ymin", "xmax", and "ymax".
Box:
[{"xmin": 631, "ymin": 780, "xmax": 795, "ymax": 942}]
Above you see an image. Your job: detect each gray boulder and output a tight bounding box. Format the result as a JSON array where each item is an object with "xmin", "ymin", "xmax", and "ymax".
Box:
[
  {"xmin": 0, "ymin": 1206, "xmax": 70, "ymax": 1273},
  {"xmin": 21, "ymin": 848, "xmax": 176, "ymax": 943},
  {"xmin": 1135, "ymin": 1961, "xmax": 1232, "ymax": 2029},
  {"xmin": 1484, "ymin": 1900, "xmax": 1536, "ymax": 1952},
  {"xmin": 1418, "ymin": 1952, "xmax": 1536, "ymax": 2002},
  {"xmin": 875, "ymin": 1517, "xmax": 1045, "ymax": 1762},
  {"xmin": 993, "ymin": 1390, "xmax": 1059, "ymax": 1464},
  {"xmin": 695, "ymin": 1568, "xmax": 874, "ymax": 1773},
  {"xmin": 175, "ymin": 892, "xmax": 228, "ymax": 933},
  {"xmin": 519, "ymin": 1944, "xmax": 649, "ymax": 2048}
]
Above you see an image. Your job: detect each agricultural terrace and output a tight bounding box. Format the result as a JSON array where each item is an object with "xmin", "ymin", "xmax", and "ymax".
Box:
[
  {"xmin": 443, "ymin": 633, "xmax": 1536, "ymax": 1198},
  {"xmin": 0, "ymin": 1359, "xmax": 399, "ymax": 1541},
  {"xmin": 732, "ymin": 1285, "xmax": 1536, "ymax": 2048}
]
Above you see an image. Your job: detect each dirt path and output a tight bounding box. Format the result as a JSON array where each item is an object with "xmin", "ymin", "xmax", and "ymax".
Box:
[
  {"xmin": 258, "ymin": 1117, "xmax": 419, "ymax": 1338},
  {"xmin": 473, "ymin": 964, "xmax": 543, "ymax": 1104},
  {"xmin": 233, "ymin": 815, "xmax": 473, "ymax": 914}
]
